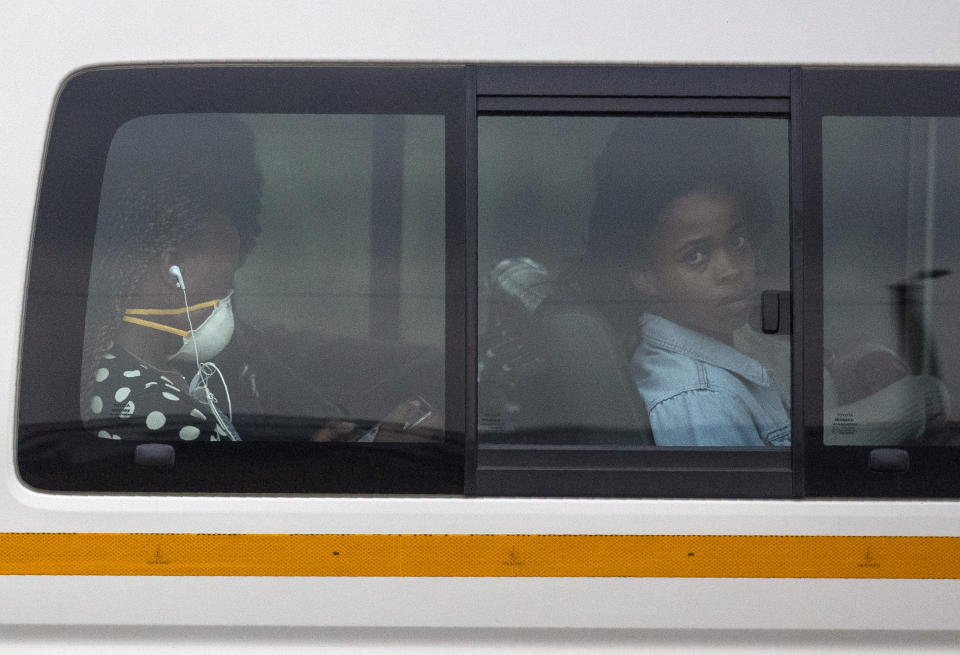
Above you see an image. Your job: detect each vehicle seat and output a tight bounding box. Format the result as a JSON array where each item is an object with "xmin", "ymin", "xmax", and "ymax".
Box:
[
  {"xmin": 479, "ymin": 257, "xmax": 652, "ymax": 445},
  {"xmin": 530, "ymin": 298, "xmax": 653, "ymax": 445}
]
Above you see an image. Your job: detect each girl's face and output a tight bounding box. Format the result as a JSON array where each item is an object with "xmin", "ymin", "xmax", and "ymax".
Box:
[{"xmin": 631, "ymin": 188, "xmax": 755, "ymax": 343}]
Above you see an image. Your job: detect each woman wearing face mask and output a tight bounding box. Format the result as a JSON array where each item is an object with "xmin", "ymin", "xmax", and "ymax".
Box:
[
  {"xmin": 82, "ymin": 114, "xmax": 268, "ymax": 442},
  {"xmin": 83, "ymin": 114, "xmax": 437, "ymax": 444}
]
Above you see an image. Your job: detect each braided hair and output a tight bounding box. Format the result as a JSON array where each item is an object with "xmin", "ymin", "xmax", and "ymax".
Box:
[{"xmin": 81, "ymin": 114, "xmax": 262, "ymax": 415}]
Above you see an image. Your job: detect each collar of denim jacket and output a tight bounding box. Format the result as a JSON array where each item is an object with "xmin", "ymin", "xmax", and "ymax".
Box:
[{"xmin": 638, "ymin": 312, "xmax": 770, "ymax": 387}]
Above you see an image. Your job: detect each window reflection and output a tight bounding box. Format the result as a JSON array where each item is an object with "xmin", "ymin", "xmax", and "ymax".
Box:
[{"xmin": 823, "ymin": 116, "xmax": 956, "ymax": 445}]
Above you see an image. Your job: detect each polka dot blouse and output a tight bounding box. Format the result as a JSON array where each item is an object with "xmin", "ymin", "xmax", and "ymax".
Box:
[{"xmin": 87, "ymin": 346, "xmax": 228, "ymax": 442}]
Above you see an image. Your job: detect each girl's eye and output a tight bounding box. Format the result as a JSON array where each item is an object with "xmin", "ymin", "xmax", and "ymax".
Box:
[
  {"xmin": 729, "ymin": 234, "xmax": 748, "ymax": 251},
  {"xmin": 682, "ymin": 250, "xmax": 706, "ymax": 266}
]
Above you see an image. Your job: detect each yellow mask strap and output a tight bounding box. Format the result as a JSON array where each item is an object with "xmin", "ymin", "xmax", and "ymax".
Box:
[
  {"xmin": 125, "ymin": 299, "xmax": 220, "ymax": 316},
  {"xmin": 122, "ymin": 299, "xmax": 220, "ymax": 338}
]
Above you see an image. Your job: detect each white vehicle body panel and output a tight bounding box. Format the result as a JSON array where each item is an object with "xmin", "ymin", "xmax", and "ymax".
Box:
[{"xmin": 4, "ymin": 1, "xmax": 960, "ymax": 652}]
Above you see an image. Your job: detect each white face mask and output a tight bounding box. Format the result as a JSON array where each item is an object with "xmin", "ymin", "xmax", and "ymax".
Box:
[{"xmin": 169, "ymin": 291, "xmax": 235, "ymax": 363}]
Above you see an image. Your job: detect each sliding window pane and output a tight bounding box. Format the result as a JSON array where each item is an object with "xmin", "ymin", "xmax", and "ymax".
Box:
[
  {"xmin": 822, "ymin": 116, "xmax": 959, "ymax": 445},
  {"xmin": 479, "ymin": 116, "xmax": 790, "ymax": 448}
]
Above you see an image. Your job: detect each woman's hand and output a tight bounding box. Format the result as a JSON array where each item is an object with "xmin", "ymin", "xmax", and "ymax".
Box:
[
  {"xmin": 373, "ymin": 397, "xmax": 443, "ymax": 442},
  {"xmin": 311, "ymin": 419, "xmax": 357, "ymax": 442}
]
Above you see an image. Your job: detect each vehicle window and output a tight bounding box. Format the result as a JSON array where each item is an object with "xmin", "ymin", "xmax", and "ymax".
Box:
[
  {"xmin": 822, "ymin": 116, "xmax": 959, "ymax": 447},
  {"xmin": 19, "ymin": 66, "xmax": 465, "ymax": 493},
  {"xmin": 23, "ymin": 64, "xmax": 960, "ymax": 498},
  {"xmin": 478, "ymin": 115, "xmax": 791, "ymax": 449}
]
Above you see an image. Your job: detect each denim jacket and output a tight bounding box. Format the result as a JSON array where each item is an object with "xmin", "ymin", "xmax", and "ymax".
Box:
[{"xmin": 632, "ymin": 313, "xmax": 791, "ymax": 447}]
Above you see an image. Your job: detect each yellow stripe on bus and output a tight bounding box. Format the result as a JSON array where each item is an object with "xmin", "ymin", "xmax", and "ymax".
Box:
[{"xmin": 1, "ymin": 533, "xmax": 959, "ymax": 578}]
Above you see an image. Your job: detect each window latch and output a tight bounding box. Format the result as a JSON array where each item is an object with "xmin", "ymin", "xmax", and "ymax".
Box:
[{"xmin": 760, "ymin": 290, "xmax": 791, "ymax": 335}]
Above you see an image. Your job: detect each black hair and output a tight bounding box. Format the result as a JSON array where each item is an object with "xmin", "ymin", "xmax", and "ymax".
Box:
[
  {"xmin": 94, "ymin": 113, "xmax": 262, "ymax": 262},
  {"xmin": 82, "ymin": 114, "xmax": 263, "ymax": 410},
  {"xmin": 580, "ymin": 117, "xmax": 771, "ymax": 339}
]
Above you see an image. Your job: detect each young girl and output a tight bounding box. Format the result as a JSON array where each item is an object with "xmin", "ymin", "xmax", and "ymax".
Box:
[
  {"xmin": 628, "ymin": 185, "xmax": 790, "ymax": 446},
  {"xmin": 587, "ymin": 119, "xmax": 790, "ymax": 447},
  {"xmin": 586, "ymin": 118, "xmax": 949, "ymax": 447}
]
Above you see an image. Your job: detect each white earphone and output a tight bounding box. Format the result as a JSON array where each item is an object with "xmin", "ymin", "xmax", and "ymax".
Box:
[
  {"xmin": 169, "ymin": 265, "xmax": 185, "ymax": 289},
  {"xmin": 167, "ymin": 262, "xmax": 239, "ymax": 441}
]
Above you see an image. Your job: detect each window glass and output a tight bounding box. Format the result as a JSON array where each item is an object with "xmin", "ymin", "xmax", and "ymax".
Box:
[
  {"xmin": 82, "ymin": 113, "xmax": 446, "ymax": 445},
  {"xmin": 822, "ymin": 116, "xmax": 958, "ymax": 446},
  {"xmin": 478, "ymin": 116, "xmax": 790, "ymax": 448}
]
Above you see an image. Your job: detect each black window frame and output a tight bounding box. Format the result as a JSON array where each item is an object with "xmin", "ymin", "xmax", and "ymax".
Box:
[
  {"xmin": 18, "ymin": 64, "xmax": 467, "ymax": 494},
  {"xmin": 801, "ymin": 68, "xmax": 960, "ymax": 497},
  {"xmin": 19, "ymin": 62, "xmax": 960, "ymax": 498}
]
